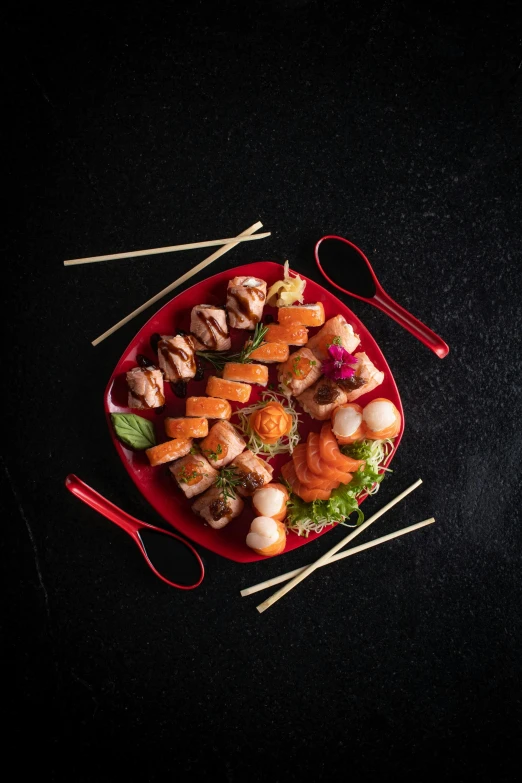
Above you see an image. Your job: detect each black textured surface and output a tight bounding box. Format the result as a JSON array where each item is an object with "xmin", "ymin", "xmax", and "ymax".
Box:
[{"xmin": 4, "ymin": 1, "xmax": 522, "ymax": 780}]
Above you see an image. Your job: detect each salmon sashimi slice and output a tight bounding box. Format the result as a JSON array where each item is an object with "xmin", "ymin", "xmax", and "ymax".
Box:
[
  {"xmin": 306, "ymin": 432, "xmax": 352, "ymax": 484},
  {"xmin": 277, "ymin": 303, "xmax": 325, "ymax": 327},
  {"xmin": 249, "ymin": 342, "xmax": 290, "ymax": 364},
  {"xmin": 320, "ymin": 423, "xmax": 366, "ymax": 472},
  {"xmin": 281, "ymin": 461, "xmax": 332, "ymax": 502},
  {"xmin": 292, "ymin": 444, "xmax": 339, "ymax": 490}
]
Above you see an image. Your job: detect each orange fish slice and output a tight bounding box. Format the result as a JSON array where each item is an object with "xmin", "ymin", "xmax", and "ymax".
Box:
[
  {"xmin": 292, "ymin": 444, "xmax": 339, "ymax": 490},
  {"xmin": 319, "ymin": 423, "xmax": 366, "ymax": 472},
  {"xmin": 306, "ymin": 432, "xmax": 352, "ymax": 484},
  {"xmin": 281, "ymin": 462, "xmax": 332, "ymax": 502}
]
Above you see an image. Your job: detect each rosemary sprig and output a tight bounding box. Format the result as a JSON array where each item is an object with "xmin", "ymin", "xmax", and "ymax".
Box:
[
  {"xmin": 196, "ymin": 350, "xmax": 230, "ymax": 372},
  {"xmin": 239, "ymin": 322, "xmax": 268, "ymax": 364},
  {"xmin": 215, "ymin": 466, "xmax": 242, "ymax": 501}
]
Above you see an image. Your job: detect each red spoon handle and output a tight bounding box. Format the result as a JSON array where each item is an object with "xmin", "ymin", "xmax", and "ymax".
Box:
[
  {"xmin": 372, "ymin": 291, "xmax": 449, "ymax": 358},
  {"xmin": 65, "ymin": 473, "xmax": 143, "ymax": 537}
]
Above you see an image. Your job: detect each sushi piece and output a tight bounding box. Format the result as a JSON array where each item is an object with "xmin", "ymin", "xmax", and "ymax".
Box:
[
  {"xmin": 277, "ymin": 302, "xmax": 325, "ymax": 327},
  {"xmin": 206, "ymin": 376, "xmax": 251, "ymax": 403},
  {"xmin": 337, "ymin": 352, "xmax": 385, "ymax": 402},
  {"xmin": 331, "ymin": 403, "xmax": 366, "ymax": 445},
  {"xmin": 362, "ymin": 398, "xmax": 401, "ymax": 439},
  {"xmin": 306, "ymin": 432, "xmax": 352, "ymax": 483},
  {"xmin": 185, "ymin": 396, "xmax": 232, "ymax": 420},
  {"xmin": 190, "ymin": 305, "xmax": 231, "ymax": 351},
  {"xmin": 252, "ymin": 483, "xmax": 289, "ymax": 523},
  {"xmin": 192, "ymin": 486, "xmax": 244, "ymax": 530},
  {"xmin": 296, "ymin": 377, "xmax": 348, "ymax": 421},
  {"xmin": 157, "ymin": 334, "xmax": 197, "ymax": 381},
  {"xmin": 231, "ymin": 450, "xmax": 274, "ymax": 496},
  {"xmin": 199, "ymin": 420, "xmax": 246, "ymax": 468},
  {"xmin": 246, "ymin": 516, "xmax": 286, "ymax": 557},
  {"xmin": 126, "ymin": 367, "xmax": 165, "ymax": 410},
  {"xmin": 319, "ymin": 423, "xmax": 366, "ymax": 472},
  {"xmin": 249, "ymin": 342, "xmax": 290, "ymax": 364},
  {"xmin": 226, "ymin": 276, "xmax": 267, "ymax": 329},
  {"xmin": 169, "ymin": 452, "xmax": 218, "ymax": 499},
  {"xmin": 264, "ymin": 323, "xmax": 308, "ymax": 346},
  {"xmin": 222, "ymin": 362, "xmax": 269, "ymax": 387},
  {"xmin": 146, "ymin": 437, "xmax": 192, "ymax": 467},
  {"xmin": 307, "ymin": 315, "xmax": 360, "ymax": 361},
  {"xmin": 164, "ymin": 417, "xmax": 209, "ymax": 440},
  {"xmin": 292, "ymin": 444, "xmax": 340, "ymax": 491},
  {"xmin": 278, "ymin": 347, "xmax": 322, "ymax": 396}
]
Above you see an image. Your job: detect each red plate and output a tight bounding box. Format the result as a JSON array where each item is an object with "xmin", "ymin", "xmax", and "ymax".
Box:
[{"xmin": 104, "ymin": 262, "xmax": 404, "ymax": 563}]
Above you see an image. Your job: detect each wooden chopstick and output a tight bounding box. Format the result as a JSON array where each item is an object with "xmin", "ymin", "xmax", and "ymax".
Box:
[
  {"xmin": 241, "ymin": 517, "xmax": 434, "ymax": 597},
  {"xmin": 64, "ymin": 232, "xmax": 271, "ymax": 266},
  {"xmin": 91, "ymin": 221, "xmax": 265, "ymax": 346},
  {"xmin": 256, "ymin": 478, "xmax": 423, "ymax": 613}
]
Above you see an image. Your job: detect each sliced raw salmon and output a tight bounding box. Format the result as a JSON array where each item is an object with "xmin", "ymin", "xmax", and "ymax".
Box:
[
  {"xmin": 306, "ymin": 432, "xmax": 352, "ymax": 484},
  {"xmin": 281, "ymin": 461, "xmax": 332, "ymax": 502},
  {"xmin": 292, "ymin": 444, "xmax": 339, "ymax": 490},
  {"xmin": 319, "ymin": 423, "xmax": 366, "ymax": 472}
]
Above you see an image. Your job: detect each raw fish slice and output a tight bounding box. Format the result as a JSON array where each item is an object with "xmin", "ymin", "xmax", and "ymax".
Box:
[
  {"xmin": 281, "ymin": 461, "xmax": 332, "ymax": 502},
  {"xmin": 292, "ymin": 444, "xmax": 339, "ymax": 490},
  {"xmin": 319, "ymin": 423, "xmax": 365, "ymax": 472},
  {"xmin": 306, "ymin": 432, "xmax": 352, "ymax": 484}
]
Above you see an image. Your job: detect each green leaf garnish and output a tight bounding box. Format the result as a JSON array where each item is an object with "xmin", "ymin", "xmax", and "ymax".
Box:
[{"xmin": 111, "ymin": 413, "xmax": 156, "ymax": 450}]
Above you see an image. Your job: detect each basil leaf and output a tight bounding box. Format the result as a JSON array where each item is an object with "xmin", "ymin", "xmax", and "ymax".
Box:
[{"xmin": 111, "ymin": 413, "xmax": 157, "ymax": 450}]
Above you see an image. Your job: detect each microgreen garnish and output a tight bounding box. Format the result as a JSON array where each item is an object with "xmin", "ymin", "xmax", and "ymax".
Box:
[
  {"xmin": 178, "ymin": 466, "xmax": 200, "ymax": 484},
  {"xmin": 204, "ymin": 443, "xmax": 223, "ymax": 462}
]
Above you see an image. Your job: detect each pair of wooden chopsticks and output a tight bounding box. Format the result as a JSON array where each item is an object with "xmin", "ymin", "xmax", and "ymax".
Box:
[
  {"xmin": 241, "ymin": 479, "xmax": 434, "ymax": 612},
  {"xmin": 64, "ymin": 221, "xmax": 270, "ymax": 346}
]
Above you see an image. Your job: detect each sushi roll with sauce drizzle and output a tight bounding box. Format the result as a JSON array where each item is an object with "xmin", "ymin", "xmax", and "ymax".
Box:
[
  {"xmin": 169, "ymin": 452, "xmax": 218, "ymax": 499},
  {"xmin": 192, "ymin": 486, "xmax": 244, "ymax": 530},
  {"xmin": 338, "ymin": 352, "xmax": 384, "ymax": 402},
  {"xmin": 126, "ymin": 367, "xmax": 165, "ymax": 410},
  {"xmin": 297, "ymin": 377, "xmax": 348, "ymax": 421},
  {"xmin": 157, "ymin": 334, "xmax": 197, "ymax": 381},
  {"xmin": 190, "ymin": 305, "xmax": 231, "ymax": 351},
  {"xmin": 231, "ymin": 450, "xmax": 274, "ymax": 496},
  {"xmin": 226, "ymin": 276, "xmax": 267, "ymax": 330}
]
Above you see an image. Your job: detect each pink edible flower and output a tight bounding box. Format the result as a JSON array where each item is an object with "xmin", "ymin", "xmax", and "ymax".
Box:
[{"xmin": 321, "ymin": 343, "xmax": 357, "ymax": 380}]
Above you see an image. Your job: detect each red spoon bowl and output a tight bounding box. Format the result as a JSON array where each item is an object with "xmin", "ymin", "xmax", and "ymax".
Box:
[
  {"xmin": 315, "ymin": 235, "xmax": 449, "ymax": 358},
  {"xmin": 65, "ymin": 474, "xmax": 204, "ymax": 590}
]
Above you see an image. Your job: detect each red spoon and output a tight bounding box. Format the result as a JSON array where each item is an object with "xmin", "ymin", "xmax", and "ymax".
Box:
[
  {"xmin": 315, "ymin": 235, "xmax": 449, "ymax": 358},
  {"xmin": 65, "ymin": 474, "xmax": 204, "ymax": 590}
]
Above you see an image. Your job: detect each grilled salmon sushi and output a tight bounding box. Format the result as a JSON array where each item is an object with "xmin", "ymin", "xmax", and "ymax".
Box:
[
  {"xmin": 126, "ymin": 367, "xmax": 165, "ymax": 410},
  {"xmin": 339, "ymin": 352, "xmax": 385, "ymax": 402},
  {"xmin": 157, "ymin": 334, "xmax": 197, "ymax": 381},
  {"xmin": 226, "ymin": 276, "xmax": 267, "ymax": 329},
  {"xmin": 246, "ymin": 516, "xmax": 286, "ymax": 557},
  {"xmin": 231, "ymin": 450, "xmax": 274, "ymax": 496},
  {"xmin": 192, "ymin": 486, "xmax": 244, "ymax": 530},
  {"xmin": 297, "ymin": 377, "xmax": 348, "ymax": 420},
  {"xmin": 264, "ymin": 323, "xmax": 308, "ymax": 346},
  {"xmin": 185, "ymin": 396, "xmax": 232, "ymax": 420},
  {"xmin": 146, "ymin": 437, "xmax": 192, "ymax": 467},
  {"xmin": 278, "ymin": 347, "xmax": 322, "ymax": 396},
  {"xmin": 277, "ymin": 302, "xmax": 325, "ymax": 327},
  {"xmin": 199, "ymin": 420, "xmax": 246, "ymax": 468},
  {"xmin": 222, "ymin": 362, "xmax": 268, "ymax": 386},
  {"xmin": 206, "ymin": 376, "xmax": 251, "ymax": 403},
  {"xmin": 164, "ymin": 417, "xmax": 209, "ymax": 440},
  {"xmin": 307, "ymin": 315, "xmax": 360, "ymax": 361},
  {"xmin": 190, "ymin": 304, "xmax": 231, "ymax": 351},
  {"xmin": 169, "ymin": 452, "xmax": 218, "ymax": 499},
  {"xmin": 331, "ymin": 403, "xmax": 366, "ymax": 444},
  {"xmin": 249, "ymin": 342, "xmax": 290, "ymax": 364}
]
